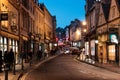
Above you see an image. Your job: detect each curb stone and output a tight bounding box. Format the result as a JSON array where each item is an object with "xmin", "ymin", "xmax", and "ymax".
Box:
[{"xmin": 76, "ymin": 58, "xmax": 120, "ymax": 74}]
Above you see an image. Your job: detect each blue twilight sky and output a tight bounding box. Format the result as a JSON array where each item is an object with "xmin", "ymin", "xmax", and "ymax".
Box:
[{"xmin": 39, "ymin": 0, "xmax": 85, "ymax": 28}]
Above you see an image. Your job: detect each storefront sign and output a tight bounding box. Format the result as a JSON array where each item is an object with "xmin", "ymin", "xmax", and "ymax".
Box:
[
  {"xmin": 85, "ymin": 42, "xmax": 89, "ymax": 55},
  {"xmin": 0, "ymin": 13, "xmax": 8, "ymax": 21},
  {"xmin": 109, "ymin": 34, "xmax": 118, "ymax": 44}
]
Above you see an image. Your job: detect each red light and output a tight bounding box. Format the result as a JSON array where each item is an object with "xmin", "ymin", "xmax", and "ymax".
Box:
[{"xmin": 56, "ymin": 37, "xmax": 58, "ymax": 42}]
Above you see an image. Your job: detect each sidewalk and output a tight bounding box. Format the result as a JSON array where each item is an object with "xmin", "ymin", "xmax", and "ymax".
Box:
[
  {"xmin": 0, "ymin": 62, "xmax": 30, "ymax": 80},
  {"xmin": 76, "ymin": 58, "xmax": 120, "ymax": 74},
  {"xmin": 0, "ymin": 55, "xmax": 57, "ymax": 80},
  {"xmin": 94, "ymin": 62, "xmax": 120, "ymax": 73}
]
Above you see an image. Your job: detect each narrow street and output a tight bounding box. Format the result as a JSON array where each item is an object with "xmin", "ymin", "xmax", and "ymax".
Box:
[{"xmin": 21, "ymin": 54, "xmax": 120, "ymax": 80}]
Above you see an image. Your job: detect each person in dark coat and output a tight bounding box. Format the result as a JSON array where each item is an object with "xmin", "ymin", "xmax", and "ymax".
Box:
[
  {"xmin": 28, "ymin": 50, "xmax": 33, "ymax": 65},
  {"xmin": 8, "ymin": 49, "xmax": 15, "ymax": 70},
  {"xmin": 28, "ymin": 50, "xmax": 33, "ymax": 59},
  {"xmin": 36, "ymin": 50, "xmax": 42, "ymax": 61},
  {"xmin": 18, "ymin": 50, "xmax": 25, "ymax": 64},
  {"xmin": 0, "ymin": 50, "xmax": 3, "ymax": 72},
  {"xmin": 4, "ymin": 51, "xmax": 8, "ymax": 63}
]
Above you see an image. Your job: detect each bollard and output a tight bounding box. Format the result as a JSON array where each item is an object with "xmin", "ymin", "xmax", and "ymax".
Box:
[
  {"xmin": 13, "ymin": 61, "xmax": 16, "ymax": 75},
  {"xmin": 4, "ymin": 63, "xmax": 9, "ymax": 80},
  {"xmin": 5, "ymin": 69, "xmax": 8, "ymax": 80},
  {"xmin": 21, "ymin": 58, "xmax": 24, "ymax": 70}
]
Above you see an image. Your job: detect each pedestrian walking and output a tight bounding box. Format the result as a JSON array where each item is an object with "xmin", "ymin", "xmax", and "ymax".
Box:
[
  {"xmin": 0, "ymin": 50, "xmax": 3, "ymax": 72},
  {"xmin": 50, "ymin": 49, "xmax": 54, "ymax": 56},
  {"xmin": 44, "ymin": 48, "xmax": 48, "ymax": 59},
  {"xmin": 28, "ymin": 50, "xmax": 33, "ymax": 66},
  {"xmin": 7, "ymin": 49, "xmax": 15, "ymax": 70},
  {"xmin": 100, "ymin": 52, "xmax": 103, "ymax": 64},
  {"xmin": 4, "ymin": 51, "xmax": 9, "ymax": 63},
  {"xmin": 36, "ymin": 50, "xmax": 42, "ymax": 61},
  {"xmin": 18, "ymin": 51, "xmax": 25, "ymax": 64},
  {"xmin": 76, "ymin": 50, "xmax": 81, "ymax": 60}
]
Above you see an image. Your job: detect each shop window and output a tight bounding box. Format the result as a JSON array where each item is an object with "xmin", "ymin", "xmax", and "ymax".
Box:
[
  {"xmin": 31, "ymin": 42, "xmax": 33, "ymax": 51},
  {"xmin": 4, "ymin": 37, "xmax": 7, "ymax": 51},
  {"xmin": 8, "ymin": 39, "xmax": 18, "ymax": 53},
  {"xmin": 1, "ymin": 21, "xmax": 8, "ymax": 28},
  {"xmin": 108, "ymin": 45, "xmax": 115, "ymax": 61},
  {"xmin": 9, "ymin": 39, "xmax": 12, "ymax": 50},
  {"xmin": 16, "ymin": 41, "xmax": 18, "ymax": 53},
  {"xmin": 0, "ymin": 37, "xmax": 3, "ymax": 55}
]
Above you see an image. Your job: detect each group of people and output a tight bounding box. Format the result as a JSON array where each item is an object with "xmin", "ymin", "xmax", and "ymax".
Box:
[
  {"xmin": 18, "ymin": 49, "xmax": 49, "ymax": 65},
  {"xmin": 0, "ymin": 48, "xmax": 58, "ymax": 72},
  {"xmin": 0, "ymin": 49, "xmax": 15, "ymax": 72}
]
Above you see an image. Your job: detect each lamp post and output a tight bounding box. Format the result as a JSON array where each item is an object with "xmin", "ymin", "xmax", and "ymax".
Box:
[{"xmin": 82, "ymin": 21, "xmax": 87, "ymax": 48}]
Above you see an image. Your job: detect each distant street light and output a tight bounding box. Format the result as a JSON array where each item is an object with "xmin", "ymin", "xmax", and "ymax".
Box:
[
  {"xmin": 82, "ymin": 21, "xmax": 86, "ymax": 26},
  {"xmin": 76, "ymin": 29, "xmax": 81, "ymax": 35},
  {"xmin": 82, "ymin": 21, "xmax": 87, "ymax": 33},
  {"xmin": 83, "ymin": 29, "xmax": 87, "ymax": 33}
]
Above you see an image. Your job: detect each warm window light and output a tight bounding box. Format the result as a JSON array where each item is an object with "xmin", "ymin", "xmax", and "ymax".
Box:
[
  {"xmin": 54, "ymin": 43, "xmax": 57, "ymax": 46},
  {"xmin": 77, "ymin": 30, "xmax": 81, "ymax": 35},
  {"xmin": 95, "ymin": 40, "xmax": 98, "ymax": 43},
  {"xmin": 82, "ymin": 21, "xmax": 86, "ymax": 25},
  {"xmin": 83, "ymin": 29, "xmax": 87, "ymax": 32}
]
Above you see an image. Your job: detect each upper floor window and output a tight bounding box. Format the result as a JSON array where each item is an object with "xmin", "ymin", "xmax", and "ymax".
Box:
[
  {"xmin": 112, "ymin": 6, "xmax": 115, "ymax": 18},
  {"xmin": 22, "ymin": 0, "xmax": 28, "ymax": 8}
]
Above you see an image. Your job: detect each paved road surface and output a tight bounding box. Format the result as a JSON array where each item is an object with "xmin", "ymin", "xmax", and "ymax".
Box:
[{"xmin": 21, "ymin": 54, "xmax": 120, "ymax": 80}]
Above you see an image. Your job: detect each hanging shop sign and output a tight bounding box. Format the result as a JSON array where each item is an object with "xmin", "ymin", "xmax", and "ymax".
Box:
[
  {"xmin": 0, "ymin": 13, "xmax": 8, "ymax": 21},
  {"xmin": 109, "ymin": 33, "xmax": 118, "ymax": 44}
]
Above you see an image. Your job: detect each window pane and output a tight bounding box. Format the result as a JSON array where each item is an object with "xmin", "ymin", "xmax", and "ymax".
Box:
[
  {"xmin": 9, "ymin": 39, "xmax": 11, "ymax": 45},
  {"xmin": 0, "ymin": 37, "xmax": 3, "ymax": 44},
  {"xmin": 4, "ymin": 37, "xmax": 7, "ymax": 44},
  {"xmin": 13, "ymin": 40, "xmax": 15, "ymax": 45}
]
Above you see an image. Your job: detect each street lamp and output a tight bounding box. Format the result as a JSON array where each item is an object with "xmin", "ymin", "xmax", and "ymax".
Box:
[
  {"xmin": 82, "ymin": 21, "xmax": 87, "ymax": 26},
  {"xmin": 81, "ymin": 21, "xmax": 87, "ymax": 48},
  {"xmin": 76, "ymin": 29, "xmax": 81, "ymax": 35},
  {"xmin": 83, "ymin": 29, "xmax": 87, "ymax": 33}
]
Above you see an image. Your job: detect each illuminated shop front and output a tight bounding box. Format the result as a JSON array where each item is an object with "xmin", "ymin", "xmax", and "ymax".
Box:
[
  {"xmin": 107, "ymin": 33, "xmax": 119, "ymax": 63},
  {"xmin": 72, "ymin": 41, "xmax": 81, "ymax": 48},
  {"xmin": 21, "ymin": 36, "xmax": 28, "ymax": 55},
  {"xmin": 108, "ymin": 45, "xmax": 116, "ymax": 61},
  {"xmin": 90, "ymin": 40, "xmax": 95, "ymax": 59},
  {"xmin": 49, "ymin": 43, "xmax": 52, "ymax": 50},
  {"xmin": 97, "ymin": 34, "xmax": 108, "ymax": 63},
  {"xmin": 85, "ymin": 42, "xmax": 89, "ymax": 55},
  {"xmin": 0, "ymin": 36, "xmax": 18, "ymax": 61}
]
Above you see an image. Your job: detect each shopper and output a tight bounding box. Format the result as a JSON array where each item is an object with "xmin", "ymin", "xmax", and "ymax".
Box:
[
  {"xmin": 0, "ymin": 50, "xmax": 3, "ymax": 72},
  {"xmin": 8, "ymin": 49, "xmax": 15, "ymax": 70}
]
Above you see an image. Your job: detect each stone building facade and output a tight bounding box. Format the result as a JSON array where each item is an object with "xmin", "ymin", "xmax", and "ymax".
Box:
[
  {"xmin": 85, "ymin": 0, "xmax": 120, "ymax": 65},
  {"xmin": 0, "ymin": 0, "xmax": 56, "ymax": 63}
]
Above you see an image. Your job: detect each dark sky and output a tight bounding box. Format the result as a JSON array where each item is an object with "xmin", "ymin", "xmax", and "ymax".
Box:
[{"xmin": 39, "ymin": 0, "xmax": 86, "ymax": 28}]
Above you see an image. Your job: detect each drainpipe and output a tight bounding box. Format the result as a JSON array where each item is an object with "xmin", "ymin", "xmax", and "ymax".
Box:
[{"xmin": 118, "ymin": 11, "xmax": 120, "ymax": 66}]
